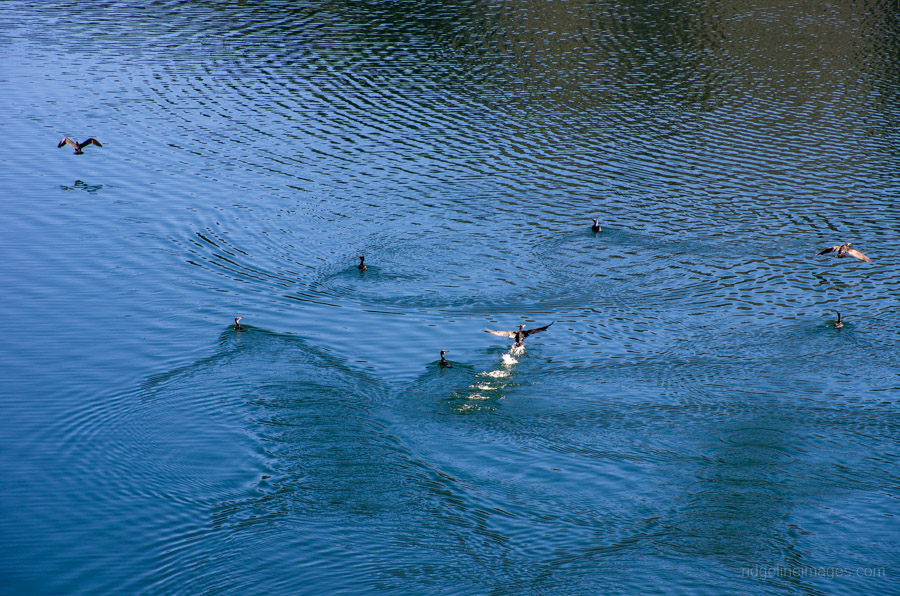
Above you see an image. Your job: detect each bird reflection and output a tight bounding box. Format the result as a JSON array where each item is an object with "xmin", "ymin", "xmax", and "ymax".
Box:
[{"xmin": 60, "ymin": 180, "xmax": 103, "ymax": 193}]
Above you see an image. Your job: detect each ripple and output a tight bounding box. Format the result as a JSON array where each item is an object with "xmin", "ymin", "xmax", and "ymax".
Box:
[{"xmin": 5, "ymin": 1, "xmax": 900, "ymax": 594}]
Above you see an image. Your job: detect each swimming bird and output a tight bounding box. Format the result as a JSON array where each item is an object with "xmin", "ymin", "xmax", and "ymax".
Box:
[
  {"xmin": 357, "ymin": 256, "xmax": 367, "ymax": 271},
  {"xmin": 834, "ymin": 312, "xmax": 843, "ymax": 329},
  {"xmin": 234, "ymin": 316, "xmax": 245, "ymax": 331},
  {"xmin": 817, "ymin": 242, "xmax": 872, "ymax": 262},
  {"xmin": 485, "ymin": 322, "xmax": 554, "ymax": 347},
  {"xmin": 440, "ymin": 350, "xmax": 451, "ymax": 368},
  {"xmin": 591, "ymin": 218, "xmax": 602, "ymax": 233},
  {"xmin": 58, "ymin": 137, "xmax": 103, "ymax": 154}
]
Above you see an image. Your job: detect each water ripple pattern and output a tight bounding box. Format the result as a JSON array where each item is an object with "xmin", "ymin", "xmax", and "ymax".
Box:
[{"xmin": 1, "ymin": 1, "xmax": 899, "ymax": 594}]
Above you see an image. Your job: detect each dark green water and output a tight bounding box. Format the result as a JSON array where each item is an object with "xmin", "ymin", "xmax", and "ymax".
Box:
[{"xmin": 1, "ymin": 1, "xmax": 898, "ymax": 594}]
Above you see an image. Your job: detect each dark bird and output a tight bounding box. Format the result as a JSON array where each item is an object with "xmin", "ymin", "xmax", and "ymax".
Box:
[
  {"xmin": 58, "ymin": 137, "xmax": 103, "ymax": 154},
  {"xmin": 485, "ymin": 322, "xmax": 554, "ymax": 347},
  {"xmin": 834, "ymin": 312, "xmax": 843, "ymax": 329},
  {"xmin": 357, "ymin": 256, "xmax": 367, "ymax": 271},
  {"xmin": 591, "ymin": 218, "xmax": 602, "ymax": 233},
  {"xmin": 817, "ymin": 242, "xmax": 872, "ymax": 262},
  {"xmin": 440, "ymin": 350, "xmax": 452, "ymax": 368},
  {"xmin": 234, "ymin": 316, "xmax": 245, "ymax": 331}
]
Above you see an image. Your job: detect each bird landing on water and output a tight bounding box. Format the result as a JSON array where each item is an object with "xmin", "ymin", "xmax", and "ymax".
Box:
[
  {"xmin": 817, "ymin": 243, "xmax": 872, "ymax": 262},
  {"xmin": 485, "ymin": 322, "xmax": 554, "ymax": 348}
]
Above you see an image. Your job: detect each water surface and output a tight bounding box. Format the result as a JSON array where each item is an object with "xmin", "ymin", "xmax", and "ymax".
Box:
[{"xmin": 1, "ymin": 1, "xmax": 898, "ymax": 594}]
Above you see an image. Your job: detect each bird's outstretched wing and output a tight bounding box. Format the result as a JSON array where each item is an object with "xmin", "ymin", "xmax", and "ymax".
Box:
[
  {"xmin": 846, "ymin": 248, "xmax": 872, "ymax": 262},
  {"xmin": 817, "ymin": 245, "xmax": 840, "ymax": 255},
  {"xmin": 58, "ymin": 137, "xmax": 78, "ymax": 149},
  {"xmin": 83, "ymin": 138, "xmax": 102, "ymax": 147},
  {"xmin": 485, "ymin": 328, "xmax": 517, "ymax": 338},
  {"xmin": 523, "ymin": 322, "xmax": 554, "ymax": 338}
]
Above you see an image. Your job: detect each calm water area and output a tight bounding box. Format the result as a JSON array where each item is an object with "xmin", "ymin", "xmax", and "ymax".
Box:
[{"xmin": 1, "ymin": 1, "xmax": 898, "ymax": 594}]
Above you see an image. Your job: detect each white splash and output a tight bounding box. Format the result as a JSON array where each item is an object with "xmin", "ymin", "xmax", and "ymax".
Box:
[
  {"xmin": 472, "ymin": 343, "xmax": 521, "ymax": 385},
  {"xmin": 479, "ymin": 369, "xmax": 509, "ymax": 378}
]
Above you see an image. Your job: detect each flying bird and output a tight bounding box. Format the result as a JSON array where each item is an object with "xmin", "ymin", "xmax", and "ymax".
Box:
[
  {"xmin": 357, "ymin": 256, "xmax": 367, "ymax": 271},
  {"xmin": 58, "ymin": 137, "xmax": 103, "ymax": 154},
  {"xmin": 591, "ymin": 218, "xmax": 602, "ymax": 233},
  {"xmin": 485, "ymin": 322, "xmax": 554, "ymax": 347},
  {"xmin": 817, "ymin": 242, "xmax": 872, "ymax": 262}
]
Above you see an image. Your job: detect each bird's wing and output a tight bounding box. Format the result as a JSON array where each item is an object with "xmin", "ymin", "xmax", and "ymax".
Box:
[
  {"xmin": 817, "ymin": 245, "xmax": 839, "ymax": 255},
  {"xmin": 485, "ymin": 328, "xmax": 517, "ymax": 338},
  {"xmin": 846, "ymin": 248, "xmax": 872, "ymax": 262},
  {"xmin": 59, "ymin": 137, "xmax": 78, "ymax": 149},
  {"xmin": 84, "ymin": 138, "xmax": 102, "ymax": 147},
  {"xmin": 523, "ymin": 322, "xmax": 554, "ymax": 337}
]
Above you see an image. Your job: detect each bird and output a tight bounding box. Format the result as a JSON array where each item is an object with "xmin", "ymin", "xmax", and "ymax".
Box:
[
  {"xmin": 817, "ymin": 242, "xmax": 872, "ymax": 262},
  {"xmin": 439, "ymin": 350, "xmax": 452, "ymax": 368},
  {"xmin": 834, "ymin": 312, "xmax": 843, "ymax": 329},
  {"xmin": 485, "ymin": 322, "xmax": 554, "ymax": 347},
  {"xmin": 58, "ymin": 137, "xmax": 103, "ymax": 154},
  {"xmin": 591, "ymin": 218, "xmax": 602, "ymax": 233},
  {"xmin": 234, "ymin": 316, "xmax": 245, "ymax": 331},
  {"xmin": 357, "ymin": 256, "xmax": 367, "ymax": 271}
]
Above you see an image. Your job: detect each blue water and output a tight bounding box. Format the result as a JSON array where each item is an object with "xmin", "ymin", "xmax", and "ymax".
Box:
[{"xmin": 1, "ymin": 1, "xmax": 898, "ymax": 594}]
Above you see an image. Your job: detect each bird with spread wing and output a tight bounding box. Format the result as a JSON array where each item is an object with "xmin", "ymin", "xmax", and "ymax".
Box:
[
  {"xmin": 485, "ymin": 322, "xmax": 554, "ymax": 348},
  {"xmin": 58, "ymin": 137, "xmax": 103, "ymax": 154},
  {"xmin": 817, "ymin": 242, "xmax": 872, "ymax": 262}
]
